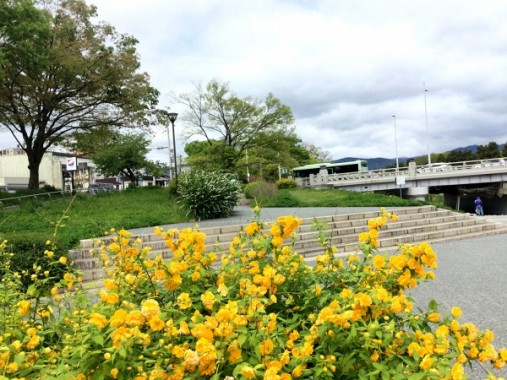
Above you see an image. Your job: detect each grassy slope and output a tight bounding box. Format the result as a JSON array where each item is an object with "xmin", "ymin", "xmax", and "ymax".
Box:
[{"xmin": 0, "ymin": 187, "xmax": 429, "ymax": 253}]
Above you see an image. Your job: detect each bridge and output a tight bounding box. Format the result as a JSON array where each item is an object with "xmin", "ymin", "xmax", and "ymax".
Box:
[{"xmin": 297, "ymin": 158, "xmax": 507, "ymax": 214}]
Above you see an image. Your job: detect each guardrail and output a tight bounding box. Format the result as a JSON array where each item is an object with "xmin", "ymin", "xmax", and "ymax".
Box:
[
  {"xmin": 0, "ymin": 189, "xmax": 85, "ymax": 207},
  {"xmin": 298, "ymin": 158, "xmax": 507, "ymax": 188}
]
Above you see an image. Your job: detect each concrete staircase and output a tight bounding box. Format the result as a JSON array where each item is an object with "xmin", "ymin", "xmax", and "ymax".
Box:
[{"xmin": 68, "ymin": 205, "xmax": 507, "ymax": 286}]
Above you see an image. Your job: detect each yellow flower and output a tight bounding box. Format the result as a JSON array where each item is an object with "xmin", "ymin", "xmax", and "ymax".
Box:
[
  {"xmin": 292, "ymin": 364, "xmax": 306, "ymax": 378},
  {"xmin": 126, "ymin": 310, "xmax": 145, "ymax": 327},
  {"xmin": 358, "ymin": 232, "xmax": 370, "ymax": 242},
  {"xmin": 26, "ymin": 335, "xmax": 41, "ymax": 350},
  {"xmin": 141, "ymin": 299, "xmax": 160, "ymax": 320},
  {"xmin": 184, "ymin": 349, "xmax": 200, "ymax": 367},
  {"xmin": 89, "ymin": 313, "xmax": 108, "ymax": 329},
  {"xmin": 201, "ymin": 291, "xmax": 215, "ymax": 310},
  {"xmin": 177, "ymin": 293, "xmax": 193, "ymax": 310},
  {"xmin": 17, "ymin": 300, "xmax": 31, "ymax": 316},
  {"xmin": 260, "ymin": 339, "xmax": 274, "ymax": 355},
  {"xmin": 373, "ymin": 254, "xmax": 386, "ymax": 268},
  {"xmin": 451, "ymin": 306, "xmax": 462, "ymax": 319},
  {"xmin": 427, "ymin": 313, "xmax": 440, "ymax": 323},
  {"xmin": 110, "ymin": 309, "xmax": 128, "ymax": 327},
  {"xmin": 149, "ymin": 316, "xmax": 165, "ymax": 331},
  {"xmin": 59, "ymin": 256, "xmax": 68, "ymax": 265},
  {"xmin": 228, "ymin": 345, "xmax": 242, "ymax": 363},
  {"xmin": 419, "ymin": 355, "xmax": 434, "ymax": 370},
  {"xmin": 217, "ymin": 283, "xmax": 228, "ymax": 296},
  {"xmin": 241, "ymin": 366, "xmax": 256, "ymax": 379},
  {"xmin": 110, "ymin": 368, "xmax": 119, "ymax": 379}
]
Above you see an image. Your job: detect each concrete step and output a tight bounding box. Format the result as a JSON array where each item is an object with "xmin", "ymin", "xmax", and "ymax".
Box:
[{"xmin": 69, "ymin": 206, "xmax": 507, "ymax": 286}]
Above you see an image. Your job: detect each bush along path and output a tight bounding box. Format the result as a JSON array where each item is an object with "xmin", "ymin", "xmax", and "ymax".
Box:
[{"xmin": 1, "ymin": 207, "xmax": 507, "ymax": 379}]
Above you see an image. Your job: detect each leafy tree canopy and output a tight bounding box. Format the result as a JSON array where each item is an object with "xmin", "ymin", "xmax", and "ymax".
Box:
[
  {"xmin": 0, "ymin": 0, "xmax": 159, "ymax": 189},
  {"xmin": 78, "ymin": 129, "xmax": 163, "ymax": 182},
  {"xmin": 173, "ymin": 80, "xmax": 294, "ymax": 173}
]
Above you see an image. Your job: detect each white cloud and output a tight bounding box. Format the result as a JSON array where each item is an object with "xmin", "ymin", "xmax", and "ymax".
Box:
[{"xmin": 2, "ymin": 0, "xmax": 507, "ymax": 165}]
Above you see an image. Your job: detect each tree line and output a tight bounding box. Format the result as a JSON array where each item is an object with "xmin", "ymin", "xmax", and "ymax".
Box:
[
  {"xmin": 0, "ymin": 0, "xmax": 325, "ymax": 189},
  {"xmin": 408, "ymin": 141, "xmax": 507, "ymax": 166}
]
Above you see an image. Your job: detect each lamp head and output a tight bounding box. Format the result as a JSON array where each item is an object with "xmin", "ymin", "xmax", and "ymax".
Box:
[{"xmin": 167, "ymin": 112, "xmax": 178, "ymax": 123}]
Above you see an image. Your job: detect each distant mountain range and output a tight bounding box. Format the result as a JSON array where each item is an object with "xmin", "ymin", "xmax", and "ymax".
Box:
[{"xmin": 333, "ymin": 144, "xmax": 503, "ymax": 170}]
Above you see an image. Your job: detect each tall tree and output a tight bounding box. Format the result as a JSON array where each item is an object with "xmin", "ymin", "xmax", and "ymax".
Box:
[
  {"xmin": 85, "ymin": 131, "xmax": 162, "ymax": 183},
  {"xmin": 173, "ymin": 80, "xmax": 294, "ymax": 172},
  {"xmin": 0, "ymin": 0, "xmax": 159, "ymax": 189}
]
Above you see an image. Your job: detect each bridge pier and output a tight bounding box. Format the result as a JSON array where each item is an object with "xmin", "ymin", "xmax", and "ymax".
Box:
[{"xmin": 405, "ymin": 187, "xmax": 429, "ymax": 201}]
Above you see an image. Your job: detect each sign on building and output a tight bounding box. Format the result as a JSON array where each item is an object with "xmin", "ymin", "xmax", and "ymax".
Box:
[{"xmin": 66, "ymin": 157, "xmax": 77, "ymax": 171}]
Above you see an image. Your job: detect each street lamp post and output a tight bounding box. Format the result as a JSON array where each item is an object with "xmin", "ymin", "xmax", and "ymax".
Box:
[
  {"xmin": 423, "ymin": 83, "xmax": 431, "ymax": 166},
  {"xmin": 166, "ymin": 125, "xmax": 173, "ymax": 179},
  {"xmin": 392, "ymin": 113, "xmax": 399, "ymax": 173},
  {"xmin": 167, "ymin": 112, "xmax": 178, "ymax": 187}
]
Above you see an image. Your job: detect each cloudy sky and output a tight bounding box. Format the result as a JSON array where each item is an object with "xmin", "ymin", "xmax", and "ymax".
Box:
[{"xmin": 2, "ymin": 0, "xmax": 507, "ymax": 164}]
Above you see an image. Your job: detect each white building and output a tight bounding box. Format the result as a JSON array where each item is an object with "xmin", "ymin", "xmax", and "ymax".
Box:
[{"xmin": 0, "ymin": 148, "xmax": 96, "ymax": 191}]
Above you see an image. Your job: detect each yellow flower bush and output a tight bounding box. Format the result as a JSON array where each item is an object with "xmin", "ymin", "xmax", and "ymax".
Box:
[{"xmin": 0, "ymin": 208, "xmax": 506, "ymax": 379}]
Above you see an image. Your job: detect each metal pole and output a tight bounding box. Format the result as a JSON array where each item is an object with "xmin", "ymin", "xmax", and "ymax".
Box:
[
  {"xmin": 171, "ymin": 120, "xmax": 178, "ymax": 187},
  {"xmin": 166, "ymin": 125, "xmax": 172, "ymax": 179},
  {"xmin": 423, "ymin": 83, "xmax": 431, "ymax": 165},
  {"xmin": 392, "ymin": 114, "xmax": 399, "ymax": 173}
]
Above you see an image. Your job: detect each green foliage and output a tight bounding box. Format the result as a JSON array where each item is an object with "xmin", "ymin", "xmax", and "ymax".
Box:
[
  {"xmin": 166, "ymin": 178, "xmax": 179, "ymax": 195},
  {"xmin": 1, "ymin": 232, "xmax": 66, "ymax": 291},
  {"xmin": 276, "ymin": 178, "xmax": 297, "ymax": 189},
  {"xmin": 0, "ymin": 187, "xmax": 187, "ymax": 253},
  {"xmin": 266, "ymin": 189, "xmax": 299, "ymax": 207},
  {"xmin": 1, "ymin": 210, "xmax": 506, "ymax": 378},
  {"xmin": 175, "ymin": 80, "xmax": 295, "ymax": 173},
  {"xmin": 243, "ymin": 180, "xmax": 279, "ymax": 202},
  {"xmin": 177, "ymin": 171, "xmax": 240, "ymax": 220},
  {"xmin": 0, "ymin": 0, "xmax": 159, "ymax": 189},
  {"xmin": 83, "ymin": 131, "xmax": 162, "ymax": 182},
  {"xmin": 262, "ymin": 188, "xmax": 426, "ymax": 207}
]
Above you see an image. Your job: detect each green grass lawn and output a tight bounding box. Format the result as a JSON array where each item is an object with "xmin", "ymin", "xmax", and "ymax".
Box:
[
  {"xmin": 0, "ymin": 186, "xmax": 433, "ymax": 255},
  {"xmin": 261, "ymin": 188, "xmax": 429, "ymax": 207},
  {"xmin": 0, "ymin": 187, "xmax": 187, "ymax": 253}
]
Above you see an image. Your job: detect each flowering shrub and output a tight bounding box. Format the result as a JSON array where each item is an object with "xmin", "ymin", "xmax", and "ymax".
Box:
[
  {"xmin": 177, "ymin": 171, "xmax": 240, "ymax": 220},
  {"xmin": 275, "ymin": 178, "xmax": 297, "ymax": 189},
  {"xmin": 0, "ymin": 208, "xmax": 506, "ymax": 379}
]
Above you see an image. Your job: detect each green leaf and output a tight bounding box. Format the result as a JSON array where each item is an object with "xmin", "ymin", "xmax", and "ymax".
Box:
[
  {"xmin": 408, "ymin": 373, "xmax": 427, "ymax": 380},
  {"xmin": 92, "ymin": 334, "xmax": 104, "ymax": 346}
]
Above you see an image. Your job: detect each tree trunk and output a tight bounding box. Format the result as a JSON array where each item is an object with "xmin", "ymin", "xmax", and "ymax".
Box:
[
  {"xmin": 27, "ymin": 146, "xmax": 45, "ymax": 190},
  {"xmin": 27, "ymin": 159, "xmax": 41, "ymax": 190}
]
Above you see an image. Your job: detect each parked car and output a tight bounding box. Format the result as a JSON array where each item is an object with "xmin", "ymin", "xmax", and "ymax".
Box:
[
  {"xmin": 416, "ymin": 163, "xmax": 450, "ymax": 173},
  {"xmin": 88, "ymin": 183, "xmax": 117, "ymax": 194}
]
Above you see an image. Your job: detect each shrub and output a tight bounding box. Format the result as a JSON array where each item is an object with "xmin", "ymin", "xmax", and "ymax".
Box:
[
  {"xmin": 2, "ymin": 232, "xmax": 68, "ymax": 291},
  {"xmin": 243, "ymin": 180, "xmax": 278, "ymax": 203},
  {"xmin": 263, "ymin": 189, "xmax": 300, "ymax": 207},
  {"xmin": 1, "ymin": 208, "xmax": 506, "ymax": 379},
  {"xmin": 177, "ymin": 170, "xmax": 240, "ymax": 220},
  {"xmin": 276, "ymin": 178, "xmax": 298, "ymax": 189},
  {"xmin": 243, "ymin": 181, "xmax": 260, "ymax": 199}
]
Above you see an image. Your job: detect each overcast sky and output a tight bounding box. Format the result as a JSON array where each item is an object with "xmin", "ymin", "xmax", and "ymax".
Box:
[{"xmin": 2, "ymin": 0, "xmax": 507, "ymax": 164}]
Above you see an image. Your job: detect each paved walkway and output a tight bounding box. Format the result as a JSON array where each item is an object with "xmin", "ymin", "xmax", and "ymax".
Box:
[{"xmin": 130, "ymin": 206, "xmax": 507, "ymax": 379}]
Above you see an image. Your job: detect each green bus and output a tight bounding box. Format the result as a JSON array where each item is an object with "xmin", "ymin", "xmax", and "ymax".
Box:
[{"xmin": 292, "ymin": 160, "xmax": 369, "ymax": 182}]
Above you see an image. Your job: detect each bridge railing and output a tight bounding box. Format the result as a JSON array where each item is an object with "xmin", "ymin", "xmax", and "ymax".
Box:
[{"xmin": 297, "ymin": 157, "xmax": 507, "ymax": 188}]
